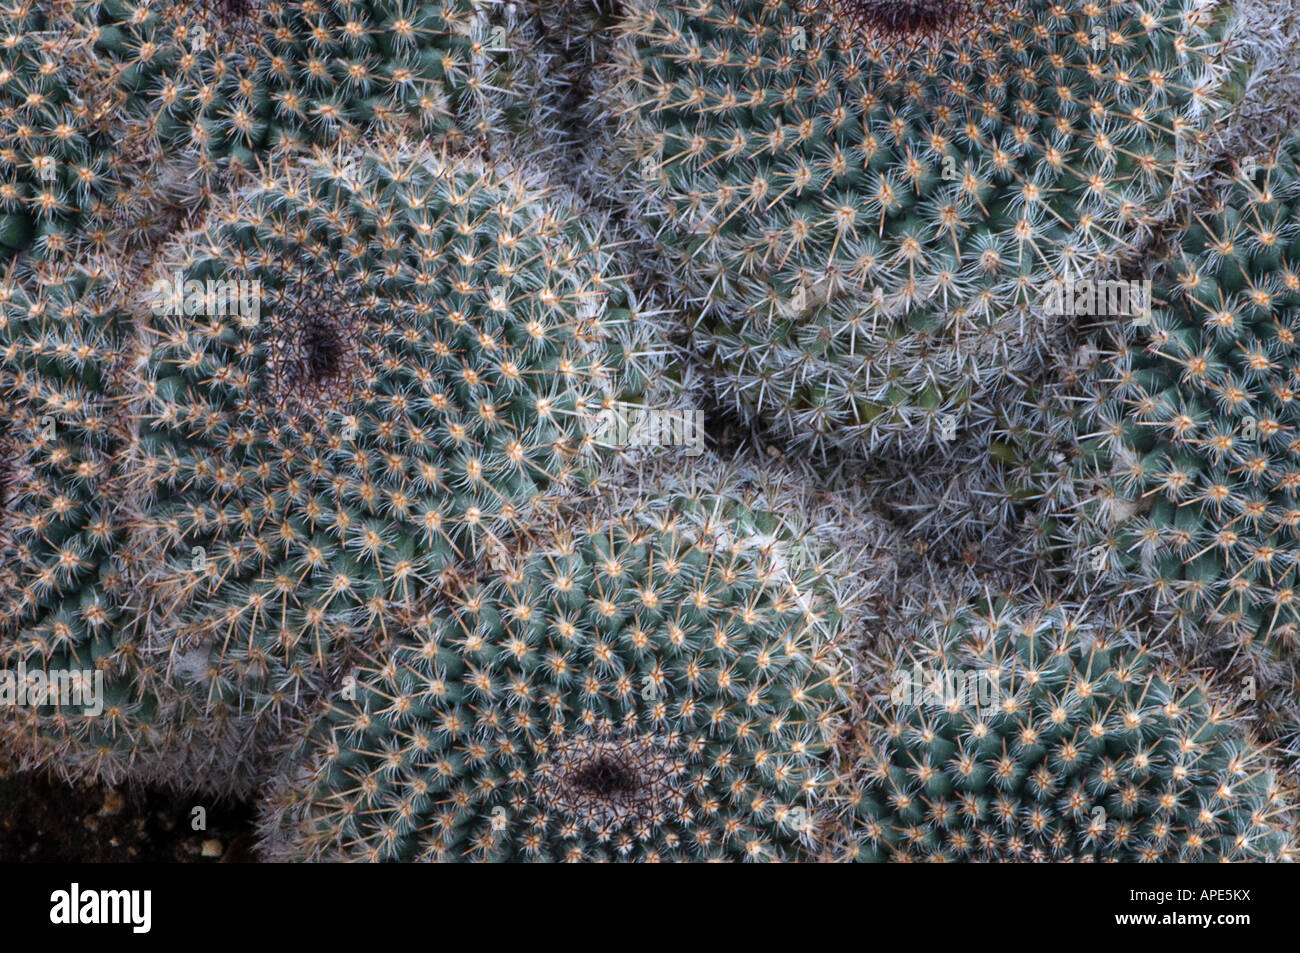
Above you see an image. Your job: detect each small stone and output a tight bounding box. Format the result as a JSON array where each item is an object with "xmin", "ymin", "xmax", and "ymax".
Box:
[
  {"xmin": 100, "ymin": 789, "xmax": 125, "ymax": 815},
  {"xmin": 201, "ymin": 838, "xmax": 223, "ymax": 858}
]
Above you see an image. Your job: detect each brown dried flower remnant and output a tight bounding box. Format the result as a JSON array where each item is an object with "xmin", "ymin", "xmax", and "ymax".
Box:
[{"xmin": 535, "ymin": 735, "xmax": 683, "ymax": 832}]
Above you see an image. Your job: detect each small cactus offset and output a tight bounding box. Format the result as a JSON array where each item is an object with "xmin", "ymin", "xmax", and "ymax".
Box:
[
  {"xmin": 844, "ymin": 593, "xmax": 1293, "ymax": 861},
  {"xmin": 601, "ymin": 0, "xmax": 1233, "ymax": 452},
  {"xmin": 259, "ymin": 491, "xmax": 856, "ymax": 861}
]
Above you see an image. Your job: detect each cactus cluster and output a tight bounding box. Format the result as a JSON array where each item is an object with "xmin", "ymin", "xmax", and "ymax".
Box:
[
  {"xmin": 3, "ymin": 0, "xmax": 1300, "ymax": 866},
  {"xmin": 602, "ymin": 0, "xmax": 1232, "ymax": 452},
  {"xmin": 0, "ymin": 138, "xmax": 652, "ymax": 794},
  {"xmin": 845, "ymin": 594, "xmax": 1293, "ymax": 861}
]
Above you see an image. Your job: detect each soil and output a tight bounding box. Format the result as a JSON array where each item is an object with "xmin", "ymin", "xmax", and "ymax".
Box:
[{"xmin": 0, "ymin": 766, "xmax": 256, "ymax": 862}]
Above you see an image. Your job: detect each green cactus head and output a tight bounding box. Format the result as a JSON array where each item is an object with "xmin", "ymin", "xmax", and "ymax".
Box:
[
  {"xmin": 0, "ymin": 265, "xmax": 272, "ymax": 796},
  {"xmin": 843, "ymin": 594, "xmax": 1293, "ymax": 861},
  {"xmin": 0, "ymin": 2, "xmax": 141, "ymax": 262},
  {"xmin": 605, "ymin": 0, "xmax": 1232, "ymax": 452},
  {"xmin": 1074, "ymin": 137, "xmax": 1300, "ymax": 653},
  {"xmin": 0, "ymin": 261, "xmax": 150, "ymax": 783},
  {"xmin": 259, "ymin": 492, "xmax": 855, "ymax": 861},
  {"xmin": 0, "ymin": 264, "xmax": 125, "ymax": 641},
  {"xmin": 89, "ymin": 0, "xmax": 557, "ymax": 187},
  {"xmin": 126, "ymin": 142, "xmax": 638, "ymax": 729}
]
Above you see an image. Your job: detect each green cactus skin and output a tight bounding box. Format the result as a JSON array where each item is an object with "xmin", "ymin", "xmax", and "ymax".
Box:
[
  {"xmin": 3, "ymin": 0, "xmax": 1296, "ymax": 866},
  {"xmin": 603, "ymin": 0, "xmax": 1233, "ymax": 453},
  {"xmin": 842, "ymin": 594, "xmax": 1294, "ymax": 861},
  {"xmin": 258, "ymin": 492, "xmax": 855, "ymax": 861}
]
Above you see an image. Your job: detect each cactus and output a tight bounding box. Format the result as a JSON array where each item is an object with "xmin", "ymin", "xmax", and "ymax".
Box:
[
  {"xmin": 258, "ymin": 489, "xmax": 856, "ymax": 861},
  {"xmin": 0, "ymin": 141, "xmax": 649, "ymax": 793},
  {"xmin": 1073, "ymin": 137, "xmax": 1300, "ymax": 657},
  {"xmin": 0, "ymin": 2, "xmax": 148, "ymax": 261},
  {"xmin": 1071, "ymin": 137, "xmax": 1300, "ymax": 777},
  {"xmin": 4, "ymin": 0, "xmax": 1298, "ymax": 867},
  {"xmin": 602, "ymin": 0, "xmax": 1233, "ymax": 452},
  {"xmin": 0, "ymin": 263, "xmax": 287, "ymax": 794},
  {"xmin": 843, "ymin": 593, "xmax": 1294, "ymax": 861},
  {"xmin": 0, "ymin": 264, "xmax": 125, "ymax": 640},
  {"xmin": 86, "ymin": 0, "xmax": 558, "ymax": 189},
  {"xmin": 122, "ymin": 142, "xmax": 639, "ymax": 740},
  {"xmin": 0, "ymin": 258, "xmax": 156, "ymax": 782}
]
